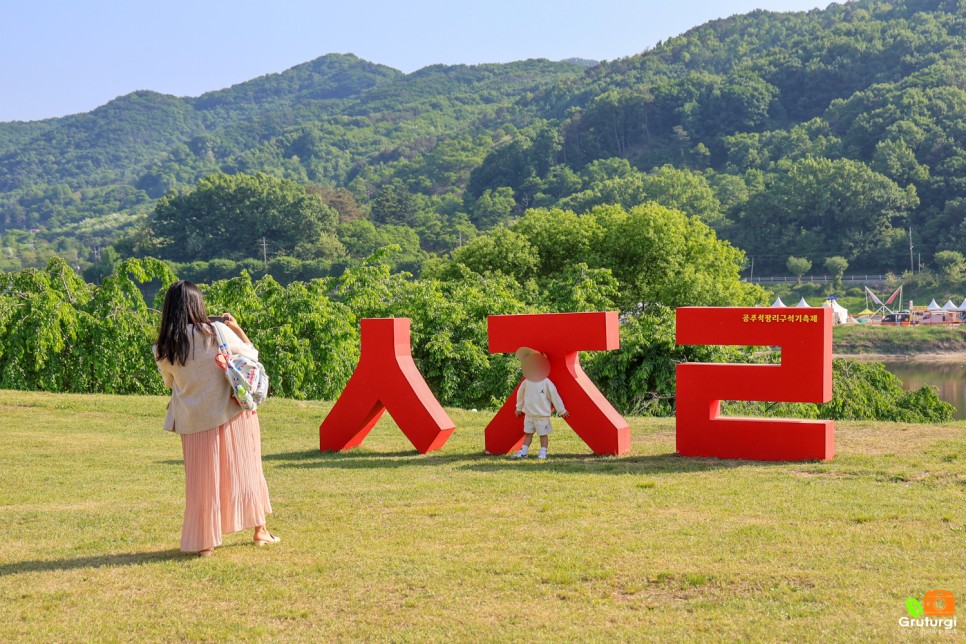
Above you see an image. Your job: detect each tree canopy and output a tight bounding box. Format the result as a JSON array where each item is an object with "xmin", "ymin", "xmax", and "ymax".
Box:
[{"xmin": 149, "ymin": 173, "xmax": 339, "ymax": 262}]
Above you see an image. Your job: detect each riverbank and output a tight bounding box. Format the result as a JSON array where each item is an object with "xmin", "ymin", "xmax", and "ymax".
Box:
[
  {"xmin": 835, "ymin": 351, "xmax": 966, "ymax": 363},
  {"xmin": 833, "ymin": 324, "xmax": 966, "ymax": 355}
]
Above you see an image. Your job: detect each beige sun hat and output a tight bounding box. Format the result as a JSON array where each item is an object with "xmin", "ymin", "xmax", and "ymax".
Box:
[
  {"xmin": 514, "ymin": 346, "xmax": 539, "ymax": 362},
  {"xmin": 516, "ymin": 346, "xmax": 551, "ymax": 380}
]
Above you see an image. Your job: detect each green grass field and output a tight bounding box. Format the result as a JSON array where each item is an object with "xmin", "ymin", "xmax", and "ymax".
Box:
[{"xmin": 1, "ymin": 390, "xmax": 963, "ymax": 641}]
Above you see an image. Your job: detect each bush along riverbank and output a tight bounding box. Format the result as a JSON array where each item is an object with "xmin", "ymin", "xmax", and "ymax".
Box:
[
  {"xmin": 725, "ymin": 359, "xmax": 955, "ymax": 423},
  {"xmin": 833, "ymin": 324, "xmax": 966, "ymax": 356}
]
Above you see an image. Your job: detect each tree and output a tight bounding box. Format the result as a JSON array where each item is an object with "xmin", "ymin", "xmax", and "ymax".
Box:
[
  {"xmin": 370, "ymin": 181, "xmax": 421, "ymax": 227},
  {"xmin": 932, "ymin": 250, "xmax": 964, "ymax": 284},
  {"xmin": 509, "ymin": 208, "xmax": 605, "ymax": 276},
  {"xmin": 558, "ymin": 173, "xmax": 647, "ymax": 213},
  {"xmin": 590, "ymin": 204, "xmax": 764, "ymax": 309},
  {"xmin": 471, "ymin": 187, "xmax": 516, "ymax": 230},
  {"xmin": 305, "ymin": 186, "xmax": 368, "ymax": 222},
  {"xmin": 639, "ymin": 165, "xmax": 723, "ymax": 226},
  {"xmin": 450, "ymin": 228, "xmax": 539, "ymax": 283},
  {"xmin": 149, "ymin": 173, "xmax": 338, "ymax": 262},
  {"xmin": 786, "ymin": 256, "xmax": 812, "ymax": 283},
  {"xmin": 871, "ymin": 139, "xmax": 929, "ymax": 186},
  {"xmin": 203, "ymin": 271, "xmax": 359, "ymax": 400},
  {"xmin": 337, "ymin": 219, "xmax": 425, "ymax": 270},
  {"xmin": 734, "ymin": 158, "xmax": 917, "ymax": 271},
  {"xmin": 824, "ymin": 256, "xmax": 849, "ymax": 287}
]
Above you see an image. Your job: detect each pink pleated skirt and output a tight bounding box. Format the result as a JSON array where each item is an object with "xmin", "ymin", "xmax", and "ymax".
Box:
[{"xmin": 179, "ymin": 411, "xmax": 272, "ymax": 553}]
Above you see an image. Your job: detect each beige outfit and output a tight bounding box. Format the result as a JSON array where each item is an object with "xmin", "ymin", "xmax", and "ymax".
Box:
[
  {"xmin": 155, "ymin": 321, "xmax": 271, "ymax": 553},
  {"xmin": 516, "ymin": 378, "xmax": 567, "ymax": 436},
  {"xmin": 155, "ymin": 322, "xmax": 258, "ymax": 434}
]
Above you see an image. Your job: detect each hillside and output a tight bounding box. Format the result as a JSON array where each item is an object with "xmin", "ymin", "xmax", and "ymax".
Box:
[
  {"xmin": 0, "ymin": 55, "xmax": 582, "ymax": 229},
  {"xmin": 0, "ymin": 0, "xmax": 964, "ymax": 278},
  {"xmin": 470, "ymin": 0, "xmax": 966, "ymax": 271}
]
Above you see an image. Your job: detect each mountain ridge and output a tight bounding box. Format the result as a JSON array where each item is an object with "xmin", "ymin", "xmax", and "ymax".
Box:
[{"xmin": 1, "ymin": 0, "xmax": 964, "ymax": 276}]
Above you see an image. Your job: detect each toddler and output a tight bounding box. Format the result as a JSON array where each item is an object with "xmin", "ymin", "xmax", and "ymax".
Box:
[{"xmin": 512, "ymin": 347, "xmax": 568, "ymax": 459}]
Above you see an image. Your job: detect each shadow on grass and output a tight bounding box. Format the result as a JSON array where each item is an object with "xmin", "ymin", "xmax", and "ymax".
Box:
[
  {"xmin": 264, "ymin": 448, "xmax": 793, "ymax": 474},
  {"xmin": 459, "ymin": 452, "xmax": 792, "ymax": 475},
  {"xmin": 265, "ymin": 448, "xmax": 487, "ymax": 469},
  {"xmin": 0, "ymin": 549, "xmax": 185, "ymax": 577}
]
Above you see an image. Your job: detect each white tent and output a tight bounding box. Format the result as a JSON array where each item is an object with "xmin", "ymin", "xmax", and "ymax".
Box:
[
  {"xmin": 942, "ymin": 300, "xmax": 959, "ymax": 311},
  {"xmin": 959, "ymin": 298, "xmax": 966, "ymax": 311},
  {"xmin": 795, "ymin": 297, "xmax": 811, "ymax": 307},
  {"xmin": 822, "ymin": 300, "xmax": 849, "ymax": 324},
  {"xmin": 927, "ymin": 299, "xmax": 941, "ymax": 311},
  {"xmin": 771, "ymin": 297, "xmax": 787, "ymax": 307}
]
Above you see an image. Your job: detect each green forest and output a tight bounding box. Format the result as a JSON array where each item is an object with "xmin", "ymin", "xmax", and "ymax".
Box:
[
  {"xmin": 0, "ymin": 0, "xmax": 963, "ymax": 419},
  {"xmin": 0, "ymin": 0, "xmax": 963, "ymax": 282}
]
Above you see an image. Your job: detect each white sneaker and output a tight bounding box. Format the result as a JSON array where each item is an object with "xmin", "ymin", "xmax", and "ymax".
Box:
[
  {"xmin": 537, "ymin": 450, "xmax": 547, "ymax": 459},
  {"xmin": 513, "ymin": 449, "xmax": 528, "ymax": 458}
]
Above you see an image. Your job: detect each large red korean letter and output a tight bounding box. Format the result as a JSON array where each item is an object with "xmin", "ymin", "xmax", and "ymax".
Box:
[
  {"xmin": 675, "ymin": 307, "xmax": 834, "ymax": 461},
  {"xmin": 485, "ymin": 312, "xmax": 630, "ymax": 456},
  {"xmin": 319, "ymin": 318, "xmax": 455, "ymax": 454}
]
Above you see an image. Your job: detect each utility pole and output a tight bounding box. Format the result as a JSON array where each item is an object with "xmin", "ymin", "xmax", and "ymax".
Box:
[
  {"xmin": 749, "ymin": 256, "xmax": 754, "ymax": 282},
  {"xmin": 908, "ymin": 226, "xmax": 914, "ymax": 273},
  {"xmin": 261, "ymin": 237, "xmax": 268, "ymax": 271}
]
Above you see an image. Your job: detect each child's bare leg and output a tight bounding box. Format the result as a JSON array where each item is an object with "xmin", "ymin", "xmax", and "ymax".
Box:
[
  {"xmin": 523, "ymin": 434, "xmax": 534, "ymax": 448},
  {"xmin": 537, "ymin": 434, "xmax": 549, "ymax": 458}
]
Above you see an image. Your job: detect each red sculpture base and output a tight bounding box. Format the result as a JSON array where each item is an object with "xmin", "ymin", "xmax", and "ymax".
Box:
[
  {"xmin": 319, "ymin": 318, "xmax": 455, "ymax": 454},
  {"xmin": 485, "ymin": 312, "xmax": 630, "ymax": 456},
  {"xmin": 675, "ymin": 307, "xmax": 834, "ymax": 461}
]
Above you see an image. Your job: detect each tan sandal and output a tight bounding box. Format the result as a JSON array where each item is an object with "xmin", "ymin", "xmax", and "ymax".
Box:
[
  {"xmin": 197, "ymin": 548, "xmax": 214, "ymax": 558},
  {"xmin": 254, "ymin": 532, "xmax": 280, "ymax": 546}
]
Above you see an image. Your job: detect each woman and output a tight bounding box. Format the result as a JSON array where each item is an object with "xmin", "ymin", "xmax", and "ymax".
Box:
[{"xmin": 154, "ymin": 280, "xmax": 278, "ymax": 557}]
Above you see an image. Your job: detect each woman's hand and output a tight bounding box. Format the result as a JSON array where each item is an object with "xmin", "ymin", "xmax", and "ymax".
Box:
[{"xmin": 219, "ymin": 312, "xmax": 253, "ymax": 346}]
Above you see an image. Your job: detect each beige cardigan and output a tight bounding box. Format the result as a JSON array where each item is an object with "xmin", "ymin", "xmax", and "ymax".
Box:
[{"xmin": 155, "ymin": 322, "xmax": 259, "ymax": 435}]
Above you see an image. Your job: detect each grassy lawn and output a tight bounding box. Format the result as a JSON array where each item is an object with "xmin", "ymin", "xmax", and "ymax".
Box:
[
  {"xmin": 834, "ymin": 324, "xmax": 966, "ymax": 355},
  {"xmin": 1, "ymin": 390, "xmax": 963, "ymax": 641}
]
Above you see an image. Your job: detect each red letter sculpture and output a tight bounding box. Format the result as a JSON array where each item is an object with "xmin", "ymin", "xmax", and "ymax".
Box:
[
  {"xmin": 319, "ymin": 318, "xmax": 455, "ymax": 454},
  {"xmin": 485, "ymin": 312, "xmax": 630, "ymax": 456},
  {"xmin": 675, "ymin": 307, "xmax": 834, "ymax": 461}
]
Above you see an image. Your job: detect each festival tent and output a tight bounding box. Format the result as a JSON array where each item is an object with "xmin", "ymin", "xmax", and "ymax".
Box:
[
  {"xmin": 771, "ymin": 297, "xmax": 787, "ymax": 307},
  {"xmin": 853, "ymin": 308, "xmax": 876, "ymax": 324},
  {"xmin": 959, "ymin": 298, "xmax": 966, "ymax": 311},
  {"xmin": 822, "ymin": 299, "xmax": 849, "ymax": 324},
  {"xmin": 942, "ymin": 300, "xmax": 959, "ymax": 311},
  {"xmin": 795, "ymin": 297, "xmax": 811, "ymax": 307},
  {"xmin": 927, "ymin": 299, "xmax": 942, "ymax": 311}
]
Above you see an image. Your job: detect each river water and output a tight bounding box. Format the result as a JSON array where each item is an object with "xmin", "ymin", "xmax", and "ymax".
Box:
[{"xmin": 880, "ymin": 361, "xmax": 966, "ymax": 420}]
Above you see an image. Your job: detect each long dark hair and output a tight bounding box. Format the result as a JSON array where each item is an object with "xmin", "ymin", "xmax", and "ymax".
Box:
[{"xmin": 155, "ymin": 280, "xmax": 214, "ymax": 366}]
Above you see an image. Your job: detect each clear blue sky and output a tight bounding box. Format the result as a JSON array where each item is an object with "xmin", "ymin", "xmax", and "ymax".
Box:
[{"xmin": 0, "ymin": 0, "xmax": 833, "ymax": 122}]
